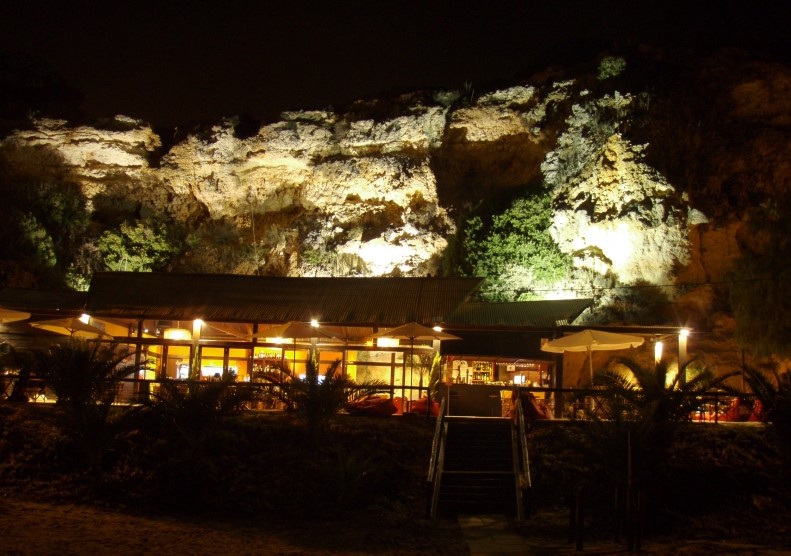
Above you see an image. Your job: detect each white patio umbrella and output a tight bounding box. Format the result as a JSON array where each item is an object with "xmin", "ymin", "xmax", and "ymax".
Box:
[
  {"xmin": 319, "ymin": 326, "xmax": 373, "ymax": 377},
  {"xmin": 370, "ymin": 322, "xmax": 461, "ymax": 411},
  {"xmin": 541, "ymin": 329, "xmax": 644, "ymax": 381},
  {"xmin": 0, "ymin": 307, "xmax": 31, "ymax": 324},
  {"xmin": 30, "ymin": 317, "xmax": 112, "ymax": 340},
  {"xmin": 251, "ymin": 321, "xmax": 335, "ymax": 372}
]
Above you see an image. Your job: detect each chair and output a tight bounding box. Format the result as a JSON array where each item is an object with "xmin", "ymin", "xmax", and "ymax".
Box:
[
  {"xmin": 347, "ymin": 394, "xmax": 397, "ymax": 416},
  {"xmin": 749, "ymin": 399, "xmax": 765, "ymax": 422},
  {"xmin": 410, "ymin": 396, "xmax": 440, "ymax": 416}
]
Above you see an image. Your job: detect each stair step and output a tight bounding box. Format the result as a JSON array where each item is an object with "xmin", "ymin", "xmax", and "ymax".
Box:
[
  {"xmin": 437, "ymin": 473, "xmax": 518, "ymax": 516},
  {"xmin": 434, "ymin": 418, "xmax": 519, "ymax": 516},
  {"xmin": 443, "ymin": 461, "xmax": 512, "ymax": 471}
]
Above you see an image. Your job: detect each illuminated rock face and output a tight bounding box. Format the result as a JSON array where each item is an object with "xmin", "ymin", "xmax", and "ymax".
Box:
[
  {"xmin": 0, "ymin": 116, "xmax": 162, "ymax": 202},
  {"xmin": 155, "ymin": 104, "xmax": 454, "ymax": 276},
  {"xmin": 548, "ymin": 128, "xmax": 700, "ymax": 286},
  {"xmin": 1, "ymin": 55, "xmax": 789, "ymax": 302}
]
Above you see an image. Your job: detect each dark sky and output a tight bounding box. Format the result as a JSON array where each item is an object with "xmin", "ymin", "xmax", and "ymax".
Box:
[{"xmin": 1, "ymin": 1, "xmax": 787, "ymax": 127}]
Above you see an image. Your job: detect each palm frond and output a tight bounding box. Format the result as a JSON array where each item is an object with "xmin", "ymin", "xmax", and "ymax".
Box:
[{"xmin": 275, "ymin": 351, "xmax": 389, "ymax": 432}]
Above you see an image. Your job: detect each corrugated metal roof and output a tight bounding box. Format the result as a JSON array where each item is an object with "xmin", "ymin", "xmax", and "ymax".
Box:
[
  {"xmin": 441, "ymin": 330, "xmax": 552, "ymax": 360},
  {"xmin": 86, "ymin": 272, "xmax": 484, "ymax": 326},
  {"xmin": 445, "ymin": 299, "xmax": 592, "ymax": 328},
  {"xmin": 0, "ymin": 287, "xmax": 87, "ymax": 316}
]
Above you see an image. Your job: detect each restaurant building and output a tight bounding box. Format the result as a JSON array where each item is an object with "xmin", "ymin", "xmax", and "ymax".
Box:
[{"xmin": 0, "ymin": 272, "xmax": 601, "ymax": 405}]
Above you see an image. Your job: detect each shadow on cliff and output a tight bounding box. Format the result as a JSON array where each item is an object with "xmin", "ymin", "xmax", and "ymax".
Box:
[{"xmin": 0, "ymin": 144, "xmax": 91, "ymax": 289}]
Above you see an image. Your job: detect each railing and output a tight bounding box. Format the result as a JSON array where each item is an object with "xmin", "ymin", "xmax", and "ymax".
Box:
[
  {"xmin": 588, "ymin": 389, "xmax": 759, "ymax": 423},
  {"xmin": 427, "ymin": 396, "xmax": 446, "ymax": 482},
  {"xmin": 518, "ymin": 387, "xmax": 762, "ymax": 423},
  {"xmin": 0, "ymin": 374, "xmax": 51, "ymax": 402},
  {"xmin": 110, "ymin": 379, "xmax": 432, "ymax": 410},
  {"xmin": 1, "ymin": 374, "xmax": 765, "ymax": 424},
  {"xmin": 688, "ymin": 391, "xmax": 760, "ymax": 423},
  {"xmin": 427, "ymin": 396, "xmax": 447, "ymax": 519},
  {"xmin": 512, "ymin": 398, "xmax": 532, "ymax": 520}
]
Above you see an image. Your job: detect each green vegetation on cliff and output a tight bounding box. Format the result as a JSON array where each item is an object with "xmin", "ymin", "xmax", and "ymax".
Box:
[{"xmin": 458, "ymin": 190, "xmax": 572, "ymax": 301}]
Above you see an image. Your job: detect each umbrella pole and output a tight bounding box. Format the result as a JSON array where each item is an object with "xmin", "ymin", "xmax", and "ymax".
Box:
[
  {"xmin": 410, "ymin": 338, "xmax": 417, "ymax": 414},
  {"xmin": 401, "ymin": 343, "xmax": 408, "ymax": 412},
  {"xmin": 411, "ymin": 339, "xmax": 415, "ymax": 397},
  {"xmin": 588, "ymin": 346, "xmax": 593, "ymax": 382}
]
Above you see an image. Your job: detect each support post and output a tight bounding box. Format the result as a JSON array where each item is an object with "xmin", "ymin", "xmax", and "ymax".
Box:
[{"xmin": 678, "ymin": 329, "xmax": 689, "ymax": 384}]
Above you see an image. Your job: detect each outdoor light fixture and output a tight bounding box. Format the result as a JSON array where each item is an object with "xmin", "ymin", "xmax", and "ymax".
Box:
[
  {"xmin": 655, "ymin": 340, "xmax": 663, "ymax": 363},
  {"xmin": 310, "ymin": 319, "xmax": 319, "ymax": 327},
  {"xmin": 433, "ymin": 325, "xmax": 443, "ymax": 332},
  {"xmin": 678, "ymin": 327, "xmax": 691, "ymax": 382},
  {"xmin": 79, "ymin": 313, "xmax": 91, "ymax": 324},
  {"xmin": 270, "ymin": 337, "xmax": 285, "ymax": 344},
  {"xmin": 377, "ymin": 337, "xmax": 399, "ymax": 348},
  {"xmin": 163, "ymin": 328, "xmax": 191, "ymax": 340}
]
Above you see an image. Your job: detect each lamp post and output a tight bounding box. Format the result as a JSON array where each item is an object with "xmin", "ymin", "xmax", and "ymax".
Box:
[
  {"xmin": 190, "ymin": 319, "xmax": 204, "ymax": 380},
  {"xmin": 678, "ymin": 328, "xmax": 689, "ymax": 384}
]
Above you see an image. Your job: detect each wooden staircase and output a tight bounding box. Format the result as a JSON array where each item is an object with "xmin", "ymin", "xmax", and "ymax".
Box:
[{"xmin": 432, "ymin": 417, "xmax": 520, "ymax": 516}]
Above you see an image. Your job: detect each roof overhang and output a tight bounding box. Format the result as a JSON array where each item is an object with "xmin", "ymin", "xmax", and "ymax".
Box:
[{"xmin": 85, "ymin": 272, "xmax": 484, "ymax": 326}]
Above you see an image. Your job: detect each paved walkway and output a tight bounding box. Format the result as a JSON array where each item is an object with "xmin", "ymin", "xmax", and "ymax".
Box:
[
  {"xmin": 457, "ymin": 514, "xmax": 791, "ymax": 555},
  {"xmin": 458, "ymin": 514, "xmax": 623, "ymax": 555},
  {"xmin": 458, "ymin": 514, "xmax": 539, "ymax": 555}
]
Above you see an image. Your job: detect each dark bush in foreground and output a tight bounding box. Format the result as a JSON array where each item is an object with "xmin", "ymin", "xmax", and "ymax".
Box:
[
  {"xmin": 526, "ymin": 422, "xmax": 791, "ymax": 543},
  {"xmin": 2, "ymin": 403, "xmax": 790, "ymax": 547},
  {"xmin": 0, "ymin": 404, "xmax": 435, "ymax": 520}
]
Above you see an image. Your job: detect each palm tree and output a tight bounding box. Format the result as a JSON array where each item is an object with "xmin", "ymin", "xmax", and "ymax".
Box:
[
  {"xmin": 38, "ymin": 340, "xmax": 138, "ymax": 425},
  {"xmin": 148, "ymin": 374, "xmax": 258, "ymax": 459},
  {"xmin": 742, "ymin": 365, "xmax": 791, "ymax": 460},
  {"xmin": 275, "ymin": 351, "xmax": 388, "ymax": 435},
  {"xmin": 576, "ymin": 358, "xmax": 730, "ymax": 549},
  {"xmin": 35, "ymin": 339, "xmax": 142, "ymax": 468},
  {"xmin": 590, "ymin": 358, "xmax": 723, "ymax": 424}
]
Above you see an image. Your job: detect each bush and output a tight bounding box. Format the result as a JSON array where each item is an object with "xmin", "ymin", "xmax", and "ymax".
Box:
[
  {"xmin": 526, "ymin": 422, "xmax": 790, "ymax": 541},
  {"xmin": 97, "ymin": 220, "xmax": 184, "ymax": 272},
  {"xmin": 460, "ymin": 192, "xmax": 572, "ymax": 301},
  {"xmin": 275, "ymin": 354, "xmax": 388, "ymax": 434},
  {"xmin": 742, "ymin": 365, "xmax": 791, "ymax": 459},
  {"xmin": 598, "ymin": 56, "xmax": 627, "ymax": 80}
]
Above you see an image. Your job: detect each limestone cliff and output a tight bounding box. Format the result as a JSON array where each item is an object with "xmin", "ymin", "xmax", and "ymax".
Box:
[{"xmin": 1, "ymin": 50, "xmax": 790, "ymax": 343}]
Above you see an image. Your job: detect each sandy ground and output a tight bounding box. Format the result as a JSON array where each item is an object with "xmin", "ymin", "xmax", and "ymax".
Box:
[
  {"xmin": 0, "ymin": 496, "xmax": 470, "ymax": 556},
  {"xmin": 1, "ymin": 497, "xmax": 314, "ymax": 555},
  {"xmin": 3, "ymin": 496, "xmax": 790, "ymax": 556}
]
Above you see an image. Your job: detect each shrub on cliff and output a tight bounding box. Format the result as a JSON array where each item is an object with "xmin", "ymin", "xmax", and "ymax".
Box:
[
  {"xmin": 460, "ymin": 191, "xmax": 572, "ymax": 301},
  {"xmin": 729, "ymin": 197, "xmax": 791, "ymax": 360},
  {"xmin": 97, "ymin": 220, "xmax": 185, "ymax": 272}
]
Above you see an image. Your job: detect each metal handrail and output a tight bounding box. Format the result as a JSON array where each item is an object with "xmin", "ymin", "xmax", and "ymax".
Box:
[
  {"xmin": 427, "ymin": 396, "xmax": 447, "ymax": 518},
  {"xmin": 516, "ymin": 399, "xmax": 532, "ymax": 491},
  {"xmin": 511, "ymin": 397, "xmax": 532, "ymax": 520},
  {"xmin": 429, "ymin": 421, "xmax": 448, "ymax": 519},
  {"xmin": 510, "ymin": 414, "xmax": 524, "ymax": 520},
  {"xmin": 427, "ymin": 396, "xmax": 446, "ymax": 483}
]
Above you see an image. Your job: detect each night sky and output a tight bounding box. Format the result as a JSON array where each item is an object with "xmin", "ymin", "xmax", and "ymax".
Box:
[{"xmin": 1, "ymin": 1, "xmax": 787, "ymax": 128}]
